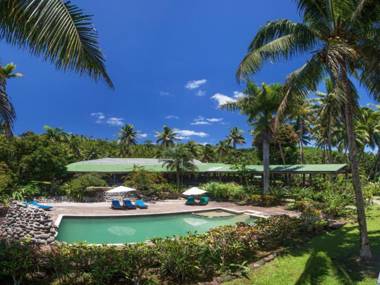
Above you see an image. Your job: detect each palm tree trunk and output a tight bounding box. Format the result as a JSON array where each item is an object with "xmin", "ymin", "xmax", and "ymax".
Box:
[
  {"xmin": 342, "ymin": 77, "xmax": 372, "ymax": 261},
  {"xmin": 262, "ymin": 132, "xmax": 270, "ymax": 194},
  {"xmin": 278, "ymin": 142, "xmax": 286, "ymax": 164}
]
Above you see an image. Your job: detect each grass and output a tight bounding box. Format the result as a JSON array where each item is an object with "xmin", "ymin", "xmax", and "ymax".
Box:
[{"xmin": 225, "ymin": 206, "xmax": 380, "ymax": 285}]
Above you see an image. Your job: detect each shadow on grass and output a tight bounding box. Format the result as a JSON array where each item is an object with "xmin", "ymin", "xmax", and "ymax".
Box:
[{"xmin": 289, "ymin": 208, "xmax": 380, "ymax": 284}]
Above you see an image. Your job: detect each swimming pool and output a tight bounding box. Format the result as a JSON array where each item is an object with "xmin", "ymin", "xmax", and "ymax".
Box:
[{"xmin": 56, "ymin": 211, "xmax": 254, "ymax": 244}]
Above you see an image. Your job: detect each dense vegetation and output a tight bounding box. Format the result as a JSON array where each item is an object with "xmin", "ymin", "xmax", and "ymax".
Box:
[{"xmin": 0, "ymin": 214, "xmax": 327, "ymax": 285}]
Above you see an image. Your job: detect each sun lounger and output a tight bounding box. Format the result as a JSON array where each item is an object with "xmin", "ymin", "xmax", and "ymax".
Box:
[
  {"xmin": 27, "ymin": 200, "xmax": 53, "ymax": 210},
  {"xmin": 135, "ymin": 199, "xmax": 148, "ymax": 209},
  {"xmin": 111, "ymin": 199, "xmax": 123, "ymax": 209},
  {"xmin": 123, "ymin": 199, "xmax": 136, "ymax": 209},
  {"xmin": 199, "ymin": 196, "xmax": 209, "ymax": 205},
  {"xmin": 185, "ymin": 196, "xmax": 195, "ymax": 205}
]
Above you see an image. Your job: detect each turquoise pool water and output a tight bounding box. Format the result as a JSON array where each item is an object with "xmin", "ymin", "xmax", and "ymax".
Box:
[{"xmin": 56, "ymin": 212, "xmax": 253, "ymax": 244}]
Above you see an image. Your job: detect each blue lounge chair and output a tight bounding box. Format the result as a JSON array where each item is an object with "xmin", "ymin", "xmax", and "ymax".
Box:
[
  {"xmin": 123, "ymin": 199, "xmax": 136, "ymax": 209},
  {"xmin": 135, "ymin": 199, "xmax": 148, "ymax": 209},
  {"xmin": 111, "ymin": 199, "xmax": 123, "ymax": 210},
  {"xmin": 199, "ymin": 196, "xmax": 209, "ymax": 205},
  {"xmin": 27, "ymin": 200, "xmax": 53, "ymax": 211},
  {"xmin": 185, "ymin": 196, "xmax": 195, "ymax": 205}
]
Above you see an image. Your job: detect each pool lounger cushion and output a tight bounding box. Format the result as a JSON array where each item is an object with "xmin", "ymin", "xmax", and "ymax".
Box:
[
  {"xmin": 111, "ymin": 199, "xmax": 123, "ymax": 209},
  {"xmin": 27, "ymin": 200, "xmax": 53, "ymax": 211},
  {"xmin": 123, "ymin": 199, "xmax": 137, "ymax": 209},
  {"xmin": 135, "ymin": 199, "xmax": 148, "ymax": 209}
]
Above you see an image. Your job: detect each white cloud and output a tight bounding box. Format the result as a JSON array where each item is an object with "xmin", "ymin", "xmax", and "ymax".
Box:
[
  {"xmin": 159, "ymin": 91, "xmax": 171, "ymax": 96},
  {"xmin": 91, "ymin": 112, "xmax": 106, "ymax": 124},
  {"xmin": 137, "ymin": 132, "xmax": 148, "ymax": 139},
  {"xmin": 165, "ymin": 115, "xmax": 179, "ymax": 120},
  {"xmin": 211, "ymin": 93, "xmax": 237, "ymax": 107},
  {"xmin": 174, "ymin": 129, "xmax": 208, "ymax": 139},
  {"xmin": 191, "ymin": 116, "xmax": 223, "ymax": 125},
  {"xmin": 207, "ymin": 117, "xmax": 223, "ymax": 123},
  {"xmin": 106, "ymin": 117, "xmax": 124, "ymax": 127},
  {"xmin": 195, "ymin": 89, "xmax": 206, "ymax": 96},
  {"xmin": 233, "ymin": 91, "xmax": 246, "ymax": 99},
  {"xmin": 185, "ymin": 79, "xmax": 207, "ymax": 90}
]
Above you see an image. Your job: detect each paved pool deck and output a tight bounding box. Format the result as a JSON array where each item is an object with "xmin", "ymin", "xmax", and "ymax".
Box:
[{"xmin": 48, "ymin": 199, "xmax": 298, "ymax": 223}]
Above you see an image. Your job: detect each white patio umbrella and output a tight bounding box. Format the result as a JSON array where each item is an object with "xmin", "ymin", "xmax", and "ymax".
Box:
[
  {"xmin": 182, "ymin": 187, "xmax": 207, "ymax": 196},
  {"xmin": 106, "ymin": 186, "xmax": 136, "ymax": 194}
]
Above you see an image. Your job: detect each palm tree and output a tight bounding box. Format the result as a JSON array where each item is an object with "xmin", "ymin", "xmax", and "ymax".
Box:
[
  {"xmin": 0, "ymin": 1, "xmax": 112, "ymax": 133},
  {"xmin": 226, "ymin": 127, "xmax": 245, "ymax": 148},
  {"xmin": 216, "ymin": 140, "xmax": 231, "ymax": 161},
  {"xmin": 0, "ymin": 63, "xmax": 22, "ymax": 137},
  {"xmin": 293, "ymin": 101, "xmax": 312, "ymax": 164},
  {"xmin": 201, "ymin": 144, "xmax": 215, "ymax": 162},
  {"xmin": 161, "ymin": 145, "xmax": 197, "ymax": 190},
  {"xmin": 236, "ymin": 0, "xmax": 379, "ymax": 260},
  {"xmin": 185, "ymin": 141, "xmax": 201, "ymax": 158},
  {"xmin": 312, "ymin": 79, "xmax": 343, "ymax": 163},
  {"xmin": 222, "ymin": 82, "xmax": 285, "ymax": 194},
  {"xmin": 119, "ymin": 124, "xmax": 137, "ymax": 156},
  {"xmin": 156, "ymin": 126, "xmax": 178, "ymax": 148}
]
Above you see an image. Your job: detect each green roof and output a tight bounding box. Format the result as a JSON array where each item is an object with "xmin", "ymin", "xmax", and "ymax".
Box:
[{"xmin": 66, "ymin": 158, "xmax": 347, "ymax": 174}]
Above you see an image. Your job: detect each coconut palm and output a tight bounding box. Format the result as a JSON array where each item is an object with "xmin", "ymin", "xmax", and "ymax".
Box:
[
  {"xmin": 293, "ymin": 101, "xmax": 312, "ymax": 164},
  {"xmin": 226, "ymin": 127, "xmax": 245, "ymax": 148},
  {"xmin": 312, "ymin": 79, "xmax": 344, "ymax": 163},
  {"xmin": 119, "ymin": 124, "xmax": 137, "ymax": 156},
  {"xmin": 222, "ymin": 82, "xmax": 285, "ymax": 194},
  {"xmin": 185, "ymin": 141, "xmax": 201, "ymax": 158},
  {"xmin": 236, "ymin": 0, "xmax": 380, "ymax": 260},
  {"xmin": 156, "ymin": 126, "xmax": 178, "ymax": 148},
  {"xmin": 0, "ymin": 63, "xmax": 22, "ymax": 137},
  {"xmin": 216, "ymin": 140, "xmax": 231, "ymax": 161},
  {"xmin": 0, "ymin": 0, "xmax": 112, "ymax": 133},
  {"xmin": 201, "ymin": 144, "xmax": 215, "ymax": 162},
  {"xmin": 161, "ymin": 145, "xmax": 197, "ymax": 190}
]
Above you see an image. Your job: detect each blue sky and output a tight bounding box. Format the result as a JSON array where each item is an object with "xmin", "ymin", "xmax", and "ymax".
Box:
[{"xmin": 1, "ymin": 0, "xmax": 376, "ymax": 146}]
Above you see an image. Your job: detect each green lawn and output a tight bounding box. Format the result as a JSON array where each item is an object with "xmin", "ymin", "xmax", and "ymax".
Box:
[{"xmin": 225, "ymin": 207, "xmax": 380, "ymax": 285}]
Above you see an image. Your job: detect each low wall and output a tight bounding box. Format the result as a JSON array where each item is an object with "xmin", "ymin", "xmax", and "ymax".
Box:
[{"xmin": 0, "ymin": 201, "xmax": 56, "ymax": 244}]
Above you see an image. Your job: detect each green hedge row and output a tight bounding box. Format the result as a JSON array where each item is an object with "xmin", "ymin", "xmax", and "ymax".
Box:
[{"xmin": 0, "ymin": 215, "xmax": 327, "ymax": 285}]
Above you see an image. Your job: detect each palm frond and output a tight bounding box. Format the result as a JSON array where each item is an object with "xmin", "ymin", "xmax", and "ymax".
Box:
[
  {"xmin": 237, "ymin": 20, "xmax": 318, "ymax": 81},
  {"xmin": 0, "ymin": 0, "xmax": 113, "ymax": 87}
]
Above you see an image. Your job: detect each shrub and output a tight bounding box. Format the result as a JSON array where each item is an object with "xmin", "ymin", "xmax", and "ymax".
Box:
[
  {"xmin": 0, "ymin": 240, "xmax": 36, "ymax": 285},
  {"xmin": 60, "ymin": 174, "xmax": 107, "ymax": 201},
  {"xmin": 248, "ymin": 194, "xmax": 281, "ymax": 207},
  {"xmin": 202, "ymin": 182, "xmax": 246, "ymax": 201}
]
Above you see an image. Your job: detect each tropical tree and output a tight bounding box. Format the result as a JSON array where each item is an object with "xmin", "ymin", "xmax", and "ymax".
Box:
[
  {"xmin": 312, "ymin": 79, "xmax": 343, "ymax": 163},
  {"xmin": 185, "ymin": 141, "xmax": 201, "ymax": 158},
  {"xmin": 0, "ymin": 0, "xmax": 112, "ymax": 134},
  {"xmin": 216, "ymin": 140, "xmax": 231, "ymax": 161},
  {"xmin": 293, "ymin": 101, "xmax": 312, "ymax": 164},
  {"xmin": 226, "ymin": 127, "xmax": 245, "ymax": 149},
  {"xmin": 119, "ymin": 124, "xmax": 137, "ymax": 157},
  {"xmin": 222, "ymin": 82, "xmax": 285, "ymax": 194},
  {"xmin": 156, "ymin": 126, "xmax": 178, "ymax": 148},
  {"xmin": 0, "ymin": 63, "xmax": 22, "ymax": 137},
  {"xmin": 201, "ymin": 144, "xmax": 215, "ymax": 162},
  {"xmin": 236, "ymin": 0, "xmax": 380, "ymax": 260},
  {"xmin": 161, "ymin": 145, "xmax": 197, "ymax": 190}
]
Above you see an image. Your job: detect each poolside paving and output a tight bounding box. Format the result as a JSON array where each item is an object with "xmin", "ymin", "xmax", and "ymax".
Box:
[{"xmin": 47, "ymin": 199, "xmax": 298, "ymax": 223}]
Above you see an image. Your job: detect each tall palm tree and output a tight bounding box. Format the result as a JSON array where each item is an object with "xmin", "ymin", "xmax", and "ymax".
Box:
[
  {"xmin": 119, "ymin": 124, "xmax": 137, "ymax": 157},
  {"xmin": 161, "ymin": 145, "xmax": 197, "ymax": 190},
  {"xmin": 0, "ymin": 0, "xmax": 113, "ymax": 133},
  {"xmin": 222, "ymin": 82, "xmax": 285, "ymax": 194},
  {"xmin": 185, "ymin": 140, "xmax": 201, "ymax": 158},
  {"xmin": 0, "ymin": 63, "xmax": 22, "ymax": 137},
  {"xmin": 226, "ymin": 127, "xmax": 245, "ymax": 148},
  {"xmin": 201, "ymin": 144, "xmax": 215, "ymax": 162},
  {"xmin": 156, "ymin": 126, "xmax": 178, "ymax": 148},
  {"xmin": 236, "ymin": 0, "xmax": 380, "ymax": 260},
  {"xmin": 216, "ymin": 140, "xmax": 231, "ymax": 161},
  {"xmin": 293, "ymin": 101, "xmax": 312, "ymax": 164},
  {"xmin": 312, "ymin": 79, "xmax": 343, "ymax": 163}
]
